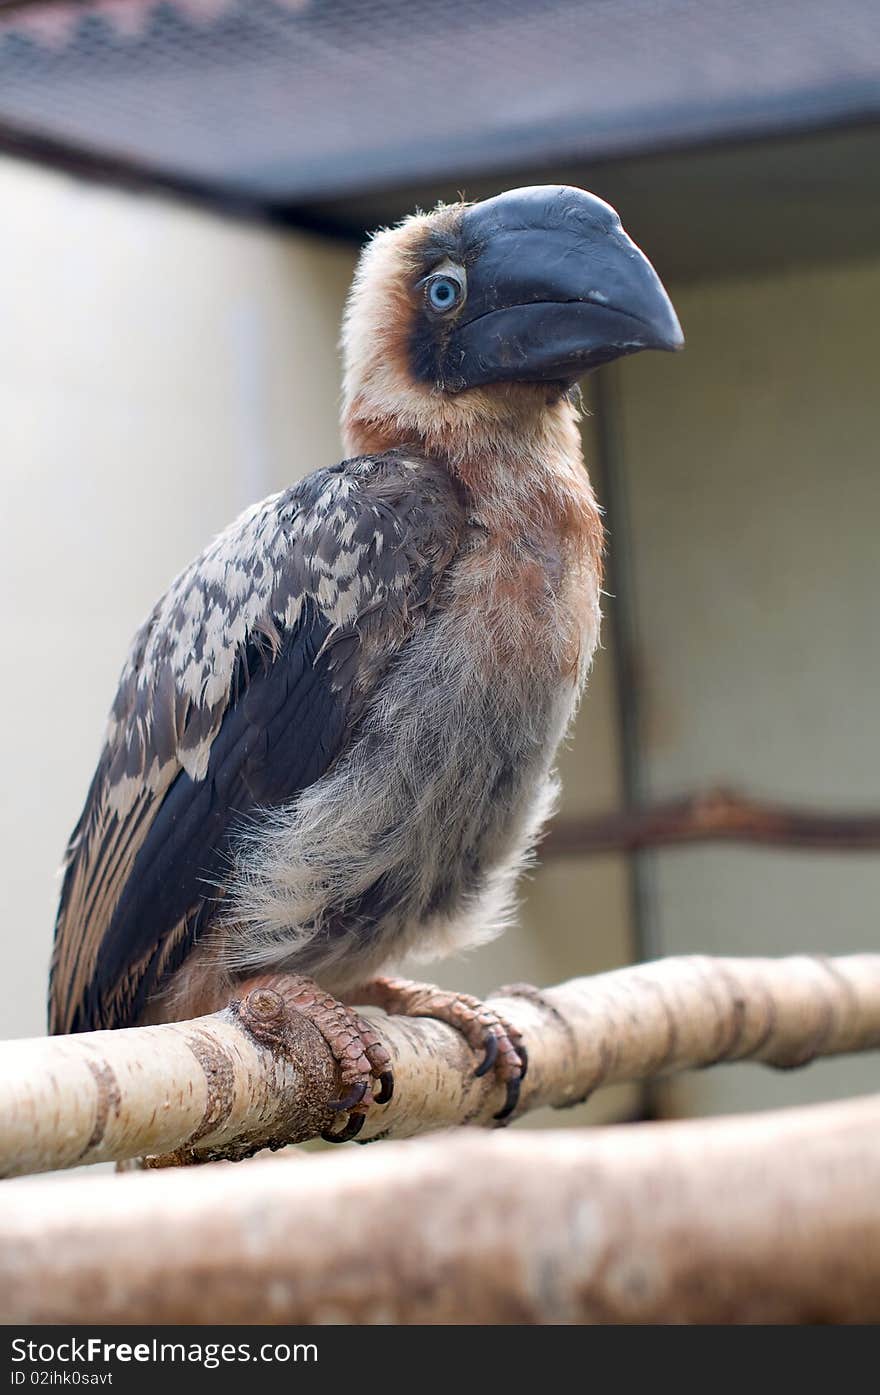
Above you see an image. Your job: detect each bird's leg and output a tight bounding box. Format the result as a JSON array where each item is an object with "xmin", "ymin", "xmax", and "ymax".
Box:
[
  {"xmin": 235, "ymin": 972, "xmax": 393, "ymax": 1143},
  {"xmin": 347, "ymin": 976, "xmax": 529, "ymax": 1124}
]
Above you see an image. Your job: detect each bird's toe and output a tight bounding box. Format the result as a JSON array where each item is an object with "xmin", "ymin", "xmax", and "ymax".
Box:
[
  {"xmin": 354, "ymin": 976, "xmax": 528, "ymax": 1125},
  {"xmin": 236, "ymin": 973, "xmax": 393, "ymax": 1142},
  {"xmin": 321, "ymin": 1110, "xmax": 367, "ymax": 1144}
]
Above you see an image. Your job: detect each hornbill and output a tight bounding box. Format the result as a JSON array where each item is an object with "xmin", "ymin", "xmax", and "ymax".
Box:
[{"xmin": 50, "ymin": 186, "xmax": 682, "ymax": 1138}]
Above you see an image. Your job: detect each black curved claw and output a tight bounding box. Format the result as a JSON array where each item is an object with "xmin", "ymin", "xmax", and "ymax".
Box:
[
  {"xmin": 374, "ymin": 1069, "xmax": 395, "ymax": 1105},
  {"xmin": 516, "ymin": 1042, "xmax": 529, "ymax": 1080},
  {"xmin": 321, "ymin": 1111, "xmax": 366, "ymax": 1144},
  {"xmin": 474, "ymin": 1031, "xmax": 499, "ymax": 1078},
  {"xmin": 327, "ymin": 1079, "xmax": 368, "ymax": 1114},
  {"xmin": 493, "ymin": 1074, "xmax": 522, "ymax": 1124}
]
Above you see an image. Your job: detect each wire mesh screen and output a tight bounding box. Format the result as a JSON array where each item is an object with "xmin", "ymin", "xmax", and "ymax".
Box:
[{"xmin": 0, "ymin": 0, "xmax": 878, "ymax": 206}]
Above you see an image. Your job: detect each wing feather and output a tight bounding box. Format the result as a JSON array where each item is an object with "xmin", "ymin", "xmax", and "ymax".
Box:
[{"xmin": 50, "ymin": 453, "xmax": 463, "ymax": 1032}]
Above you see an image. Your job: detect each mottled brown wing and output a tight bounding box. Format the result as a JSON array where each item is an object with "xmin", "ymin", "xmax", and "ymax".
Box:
[{"xmin": 50, "ymin": 453, "xmax": 462, "ymax": 1033}]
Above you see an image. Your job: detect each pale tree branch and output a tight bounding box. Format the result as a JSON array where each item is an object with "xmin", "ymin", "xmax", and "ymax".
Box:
[
  {"xmin": 2, "ymin": 953, "xmax": 880, "ymax": 1177},
  {"xmin": 3, "ymin": 1095, "xmax": 880, "ymax": 1323}
]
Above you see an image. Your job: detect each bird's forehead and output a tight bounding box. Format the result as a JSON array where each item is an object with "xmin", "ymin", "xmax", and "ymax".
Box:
[
  {"xmin": 408, "ymin": 208, "xmax": 467, "ymax": 271},
  {"xmin": 371, "ymin": 185, "xmax": 626, "ymax": 286}
]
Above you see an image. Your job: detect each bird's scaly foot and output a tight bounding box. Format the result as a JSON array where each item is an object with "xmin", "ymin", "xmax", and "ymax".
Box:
[
  {"xmin": 350, "ymin": 975, "xmax": 528, "ymax": 1123},
  {"xmin": 237, "ymin": 974, "xmax": 393, "ymax": 1143}
]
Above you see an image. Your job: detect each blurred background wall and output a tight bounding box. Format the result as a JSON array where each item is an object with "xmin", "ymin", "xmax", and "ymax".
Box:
[
  {"xmin": 0, "ymin": 158, "xmax": 358, "ymax": 1036},
  {"xmin": 0, "ymin": 0, "xmax": 878, "ymax": 1129},
  {"xmin": 613, "ymin": 255, "xmax": 880, "ymax": 1117}
]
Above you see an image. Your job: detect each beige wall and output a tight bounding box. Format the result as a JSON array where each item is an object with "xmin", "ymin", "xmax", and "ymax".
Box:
[
  {"xmin": 0, "ymin": 159, "xmax": 355, "ymax": 1040},
  {"xmin": 0, "ymin": 159, "xmax": 633, "ymax": 1114},
  {"xmin": 615, "ymin": 255, "xmax": 880, "ymax": 1116}
]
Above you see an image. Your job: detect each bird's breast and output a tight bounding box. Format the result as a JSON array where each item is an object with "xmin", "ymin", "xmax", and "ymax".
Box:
[{"xmin": 448, "ymin": 515, "xmax": 601, "ymax": 691}]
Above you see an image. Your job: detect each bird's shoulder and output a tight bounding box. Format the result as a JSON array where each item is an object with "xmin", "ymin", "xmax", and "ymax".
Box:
[{"xmin": 105, "ymin": 448, "xmax": 464, "ymax": 786}]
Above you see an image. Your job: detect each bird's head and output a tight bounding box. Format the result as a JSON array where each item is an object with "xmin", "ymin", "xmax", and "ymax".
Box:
[{"xmin": 341, "ymin": 184, "xmax": 682, "ymax": 465}]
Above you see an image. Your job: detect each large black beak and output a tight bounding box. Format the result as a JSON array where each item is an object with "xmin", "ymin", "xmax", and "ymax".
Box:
[{"xmin": 442, "ymin": 185, "xmax": 683, "ymax": 390}]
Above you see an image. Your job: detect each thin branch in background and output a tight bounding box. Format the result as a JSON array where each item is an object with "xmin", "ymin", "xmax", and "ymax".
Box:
[{"xmin": 543, "ymin": 786, "xmax": 880, "ymax": 856}]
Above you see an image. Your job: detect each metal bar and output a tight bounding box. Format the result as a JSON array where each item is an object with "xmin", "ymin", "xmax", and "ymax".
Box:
[{"xmin": 590, "ymin": 367, "xmax": 663, "ymax": 961}]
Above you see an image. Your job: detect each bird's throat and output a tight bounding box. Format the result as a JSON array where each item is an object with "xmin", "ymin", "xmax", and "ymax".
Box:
[{"xmin": 342, "ymin": 391, "xmax": 602, "ymax": 566}]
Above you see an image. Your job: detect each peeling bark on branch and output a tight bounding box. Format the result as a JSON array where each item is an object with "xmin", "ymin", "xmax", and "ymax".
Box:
[
  {"xmin": 2, "ymin": 953, "xmax": 880, "ymax": 1177},
  {"xmin": 4, "ymin": 1097, "xmax": 880, "ymax": 1323}
]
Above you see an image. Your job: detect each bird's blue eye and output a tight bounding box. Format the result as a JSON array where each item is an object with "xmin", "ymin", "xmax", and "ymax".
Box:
[{"xmin": 426, "ymin": 275, "xmax": 463, "ymax": 313}]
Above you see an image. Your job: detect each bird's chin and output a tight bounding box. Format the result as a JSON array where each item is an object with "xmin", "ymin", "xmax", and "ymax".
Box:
[{"xmin": 442, "ymin": 299, "xmax": 684, "ymax": 392}]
